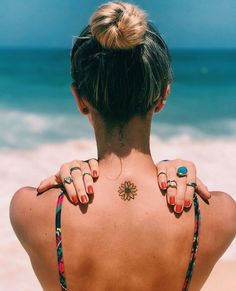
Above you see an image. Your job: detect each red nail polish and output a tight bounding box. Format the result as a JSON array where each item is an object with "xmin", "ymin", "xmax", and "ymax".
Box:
[
  {"xmin": 184, "ymin": 200, "xmax": 191, "ymax": 208},
  {"xmin": 169, "ymin": 196, "xmax": 175, "ymax": 205},
  {"xmin": 81, "ymin": 195, "xmax": 88, "ymax": 204},
  {"xmin": 72, "ymin": 195, "xmax": 79, "ymax": 204},
  {"xmin": 175, "ymin": 205, "xmax": 183, "ymax": 213},
  {"xmin": 161, "ymin": 182, "xmax": 167, "ymax": 189},
  {"xmin": 93, "ymin": 170, "xmax": 98, "ymax": 178},
  {"xmin": 87, "ymin": 185, "xmax": 94, "ymax": 194}
]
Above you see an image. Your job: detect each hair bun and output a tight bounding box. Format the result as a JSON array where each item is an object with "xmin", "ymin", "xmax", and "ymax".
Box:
[{"xmin": 90, "ymin": 1, "xmax": 147, "ymax": 50}]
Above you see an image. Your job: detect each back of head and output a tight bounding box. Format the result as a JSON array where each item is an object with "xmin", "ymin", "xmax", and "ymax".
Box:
[{"xmin": 71, "ymin": 1, "xmax": 172, "ymax": 125}]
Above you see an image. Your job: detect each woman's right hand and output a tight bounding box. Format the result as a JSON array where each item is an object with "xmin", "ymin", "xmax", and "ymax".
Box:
[{"xmin": 37, "ymin": 159, "xmax": 99, "ymax": 205}]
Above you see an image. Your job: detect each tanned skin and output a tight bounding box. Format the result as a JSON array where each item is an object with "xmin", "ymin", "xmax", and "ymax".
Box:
[{"xmin": 10, "ymin": 89, "xmax": 236, "ymax": 290}]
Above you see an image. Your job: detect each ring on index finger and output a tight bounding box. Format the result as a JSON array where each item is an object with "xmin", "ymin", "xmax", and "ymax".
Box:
[
  {"xmin": 63, "ymin": 176, "xmax": 73, "ymax": 185},
  {"xmin": 70, "ymin": 166, "xmax": 81, "ymax": 174}
]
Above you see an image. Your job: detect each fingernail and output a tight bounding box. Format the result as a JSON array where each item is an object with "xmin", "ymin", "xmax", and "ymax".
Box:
[
  {"xmin": 80, "ymin": 195, "xmax": 88, "ymax": 204},
  {"xmin": 175, "ymin": 205, "xmax": 183, "ymax": 213},
  {"xmin": 169, "ymin": 196, "xmax": 175, "ymax": 205},
  {"xmin": 93, "ymin": 170, "xmax": 98, "ymax": 178},
  {"xmin": 72, "ymin": 195, "xmax": 79, "ymax": 204},
  {"xmin": 161, "ymin": 182, "xmax": 167, "ymax": 190},
  {"xmin": 184, "ymin": 200, "xmax": 191, "ymax": 208},
  {"xmin": 87, "ymin": 185, "xmax": 94, "ymax": 194}
]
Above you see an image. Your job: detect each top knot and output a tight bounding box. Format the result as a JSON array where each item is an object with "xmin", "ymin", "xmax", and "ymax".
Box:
[{"xmin": 90, "ymin": 1, "xmax": 148, "ymax": 50}]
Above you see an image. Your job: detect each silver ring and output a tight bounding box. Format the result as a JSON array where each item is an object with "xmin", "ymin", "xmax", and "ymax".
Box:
[
  {"xmin": 70, "ymin": 166, "xmax": 81, "ymax": 174},
  {"xmin": 186, "ymin": 182, "xmax": 197, "ymax": 188},
  {"xmin": 63, "ymin": 176, "xmax": 73, "ymax": 185},
  {"xmin": 167, "ymin": 179, "xmax": 177, "ymax": 188}
]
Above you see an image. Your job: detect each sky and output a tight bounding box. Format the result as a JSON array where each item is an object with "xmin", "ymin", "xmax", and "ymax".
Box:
[{"xmin": 0, "ymin": 0, "xmax": 236, "ymax": 49}]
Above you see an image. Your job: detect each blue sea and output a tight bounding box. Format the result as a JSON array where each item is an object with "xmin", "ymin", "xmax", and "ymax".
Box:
[{"xmin": 0, "ymin": 48, "xmax": 236, "ymax": 149}]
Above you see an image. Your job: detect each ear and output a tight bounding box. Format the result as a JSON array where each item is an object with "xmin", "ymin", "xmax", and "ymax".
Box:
[
  {"xmin": 154, "ymin": 84, "xmax": 170, "ymax": 113},
  {"xmin": 71, "ymin": 83, "xmax": 89, "ymax": 115}
]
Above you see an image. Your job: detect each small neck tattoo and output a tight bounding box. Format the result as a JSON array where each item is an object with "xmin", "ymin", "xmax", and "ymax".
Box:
[{"xmin": 118, "ymin": 181, "xmax": 138, "ymax": 201}]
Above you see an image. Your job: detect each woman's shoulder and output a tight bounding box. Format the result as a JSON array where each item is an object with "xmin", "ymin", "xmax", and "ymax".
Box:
[
  {"xmin": 10, "ymin": 186, "xmax": 60, "ymax": 249},
  {"xmin": 207, "ymin": 191, "xmax": 236, "ymax": 223},
  {"xmin": 199, "ymin": 191, "xmax": 236, "ymax": 253},
  {"xmin": 10, "ymin": 186, "xmax": 59, "ymax": 218}
]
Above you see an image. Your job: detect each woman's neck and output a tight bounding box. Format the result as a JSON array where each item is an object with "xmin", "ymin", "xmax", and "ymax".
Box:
[{"xmin": 93, "ymin": 115, "xmax": 156, "ymax": 177}]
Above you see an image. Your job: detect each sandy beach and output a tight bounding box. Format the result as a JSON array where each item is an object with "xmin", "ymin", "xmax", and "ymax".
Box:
[{"xmin": 1, "ymin": 136, "xmax": 235, "ymax": 290}]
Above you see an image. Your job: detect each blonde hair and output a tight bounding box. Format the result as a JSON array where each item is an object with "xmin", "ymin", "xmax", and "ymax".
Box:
[
  {"xmin": 71, "ymin": 2, "xmax": 172, "ymax": 124},
  {"xmin": 90, "ymin": 1, "xmax": 147, "ymax": 49}
]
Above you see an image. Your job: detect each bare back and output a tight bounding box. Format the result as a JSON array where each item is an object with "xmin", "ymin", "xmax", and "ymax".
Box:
[{"xmin": 10, "ymin": 169, "xmax": 236, "ymax": 291}]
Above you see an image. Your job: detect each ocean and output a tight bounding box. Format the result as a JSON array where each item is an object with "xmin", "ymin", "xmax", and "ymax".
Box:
[
  {"xmin": 0, "ymin": 48, "xmax": 236, "ymax": 290},
  {"xmin": 0, "ymin": 48, "xmax": 236, "ymax": 149}
]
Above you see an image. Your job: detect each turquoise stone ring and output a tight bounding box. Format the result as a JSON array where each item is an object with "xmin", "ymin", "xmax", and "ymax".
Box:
[{"xmin": 177, "ymin": 166, "xmax": 188, "ymax": 177}]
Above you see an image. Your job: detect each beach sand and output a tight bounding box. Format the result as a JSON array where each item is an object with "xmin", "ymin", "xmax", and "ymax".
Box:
[{"xmin": 1, "ymin": 136, "xmax": 235, "ymax": 290}]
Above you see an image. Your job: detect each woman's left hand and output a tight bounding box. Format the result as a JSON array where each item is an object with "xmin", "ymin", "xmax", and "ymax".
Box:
[{"xmin": 156, "ymin": 159, "xmax": 211, "ymax": 213}]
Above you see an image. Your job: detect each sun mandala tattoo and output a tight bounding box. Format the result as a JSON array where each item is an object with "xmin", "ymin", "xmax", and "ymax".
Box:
[{"xmin": 118, "ymin": 181, "xmax": 138, "ymax": 201}]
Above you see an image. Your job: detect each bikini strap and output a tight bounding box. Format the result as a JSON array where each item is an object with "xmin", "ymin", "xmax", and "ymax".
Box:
[
  {"xmin": 55, "ymin": 190, "xmax": 200, "ymax": 291},
  {"xmin": 182, "ymin": 193, "xmax": 201, "ymax": 291},
  {"xmin": 56, "ymin": 190, "xmax": 68, "ymax": 291}
]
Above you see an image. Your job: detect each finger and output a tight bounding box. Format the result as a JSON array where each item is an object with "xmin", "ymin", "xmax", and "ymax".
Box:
[
  {"xmin": 174, "ymin": 175, "xmax": 187, "ymax": 213},
  {"xmin": 37, "ymin": 174, "xmax": 60, "ymax": 193},
  {"xmin": 60, "ymin": 164, "xmax": 79, "ymax": 205},
  {"xmin": 166, "ymin": 167, "xmax": 177, "ymax": 206},
  {"xmin": 79, "ymin": 162, "xmax": 94, "ymax": 196},
  {"xmin": 156, "ymin": 163, "xmax": 167, "ymax": 190},
  {"xmin": 80, "ymin": 162, "xmax": 94, "ymax": 196},
  {"xmin": 184, "ymin": 181, "xmax": 195, "ymax": 209},
  {"xmin": 181, "ymin": 161, "xmax": 196, "ymax": 208},
  {"xmin": 68, "ymin": 161, "xmax": 89, "ymax": 204},
  {"xmin": 195, "ymin": 177, "xmax": 211, "ymax": 199},
  {"xmin": 88, "ymin": 158, "xmax": 99, "ymax": 179}
]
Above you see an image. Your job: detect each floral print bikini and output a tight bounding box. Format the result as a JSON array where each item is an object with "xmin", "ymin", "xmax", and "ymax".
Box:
[{"xmin": 55, "ymin": 190, "xmax": 201, "ymax": 291}]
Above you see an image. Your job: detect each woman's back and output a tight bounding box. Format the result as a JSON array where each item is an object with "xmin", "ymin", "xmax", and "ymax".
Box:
[{"xmin": 10, "ymin": 163, "xmax": 236, "ymax": 291}]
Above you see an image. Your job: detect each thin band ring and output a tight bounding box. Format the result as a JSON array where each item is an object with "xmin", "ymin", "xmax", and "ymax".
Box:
[
  {"xmin": 187, "ymin": 182, "xmax": 197, "ymax": 188},
  {"xmin": 157, "ymin": 171, "xmax": 167, "ymax": 177},
  {"xmin": 63, "ymin": 176, "xmax": 73, "ymax": 185},
  {"xmin": 70, "ymin": 166, "xmax": 81, "ymax": 174},
  {"xmin": 83, "ymin": 173, "xmax": 93, "ymax": 180},
  {"xmin": 167, "ymin": 179, "xmax": 177, "ymax": 188}
]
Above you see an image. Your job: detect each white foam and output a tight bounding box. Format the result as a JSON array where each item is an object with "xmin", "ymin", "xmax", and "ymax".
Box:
[{"xmin": 1, "ymin": 108, "xmax": 236, "ymax": 150}]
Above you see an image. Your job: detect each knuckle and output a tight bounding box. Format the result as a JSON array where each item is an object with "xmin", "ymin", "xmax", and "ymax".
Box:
[{"xmin": 174, "ymin": 158, "xmax": 183, "ymax": 163}]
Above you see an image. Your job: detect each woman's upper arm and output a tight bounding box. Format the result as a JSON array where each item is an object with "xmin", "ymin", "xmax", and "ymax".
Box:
[{"xmin": 10, "ymin": 186, "xmax": 38, "ymax": 249}]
